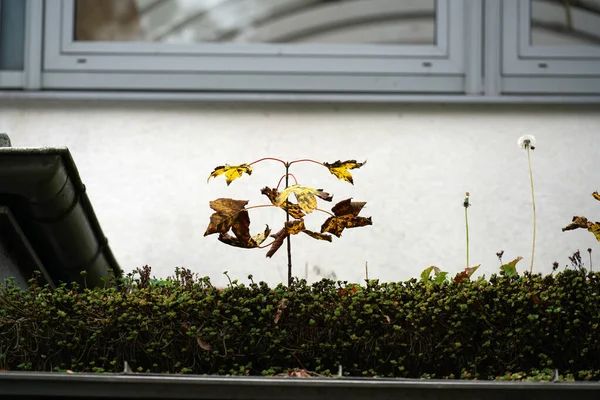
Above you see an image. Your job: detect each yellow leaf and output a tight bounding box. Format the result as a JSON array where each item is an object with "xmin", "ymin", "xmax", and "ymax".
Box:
[
  {"xmin": 324, "ymin": 160, "xmax": 366, "ymax": 185},
  {"xmin": 261, "ymin": 187, "xmax": 306, "ymax": 219},
  {"xmin": 207, "ymin": 164, "xmax": 252, "ymax": 185},
  {"xmin": 286, "ymin": 219, "xmax": 306, "ymax": 235},
  {"xmin": 275, "ymin": 185, "xmax": 332, "ymax": 214},
  {"xmin": 590, "ymin": 223, "xmax": 600, "ymax": 242},
  {"xmin": 593, "ymin": 192, "xmax": 600, "ymax": 201},
  {"xmin": 252, "ymin": 225, "xmax": 271, "ymax": 246}
]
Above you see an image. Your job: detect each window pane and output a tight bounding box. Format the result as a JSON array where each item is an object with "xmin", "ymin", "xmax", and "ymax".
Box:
[
  {"xmin": 530, "ymin": 0, "xmax": 600, "ymax": 46},
  {"xmin": 0, "ymin": 0, "xmax": 26, "ymax": 70},
  {"xmin": 74, "ymin": 0, "xmax": 436, "ymax": 45}
]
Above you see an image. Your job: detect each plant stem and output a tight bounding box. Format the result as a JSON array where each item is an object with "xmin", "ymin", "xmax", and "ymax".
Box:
[
  {"xmin": 288, "ymin": 159, "xmax": 325, "ymax": 167},
  {"xmin": 246, "ymin": 204, "xmax": 276, "ymax": 211},
  {"xmin": 315, "ymin": 207, "xmax": 334, "ymax": 217},
  {"xmin": 465, "ymin": 205, "xmax": 470, "ymax": 269},
  {"xmin": 285, "ymin": 163, "xmax": 293, "ymax": 286},
  {"xmin": 249, "ymin": 157, "xmax": 287, "ymax": 166},
  {"xmin": 527, "ymin": 147, "xmax": 536, "ymax": 274},
  {"xmin": 276, "ymin": 173, "xmax": 298, "ymax": 190}
]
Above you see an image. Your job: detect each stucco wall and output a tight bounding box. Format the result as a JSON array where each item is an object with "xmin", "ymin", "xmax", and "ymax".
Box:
[{"xmin": 0, "ymin": 101, "xmax": 598, "ymax": 287}]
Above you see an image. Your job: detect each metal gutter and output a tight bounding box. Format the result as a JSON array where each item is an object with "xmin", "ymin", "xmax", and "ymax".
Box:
[
  {"xmin": 0, "ymin": 90, "xmax": 600, "ymax": 104},
  {"xmin": 0, "ymin": 372, "xmax": 599, "ymax": 400},
  {"xmin": 0, "ymin": 145, "xmax": 121, "ymax": 287}
]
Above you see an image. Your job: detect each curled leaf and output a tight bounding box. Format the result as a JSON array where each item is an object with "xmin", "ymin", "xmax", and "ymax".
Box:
[
  {"xmin": 288, "ymin": 369, "xmax": 311, "ymax": 378},
  {"xmin": 434, "ymin": 271, "xmax": 449, "ymax": 284},
  {"xmin": 218, "ymin": 225, "xmax": 271, "ymax": 249},
  {"xmin": 321, "ymin": 198, "xmax": 372, "ymax": 237},
  {"xmin": 275, "ymin": 185, "xmax": 332, "ymax": 214},
  {"xmin": 261, "ymin": 187, "xmax": 305, "ymax": 219},
  {"xmin": 266, "ymin": 227, "xmax": 288, "ymax": 258},
  {"xmin": 454, "ymin": 265, "xmax": 480, "ymax": 284},
  {"xmin": 421, "ymin": 266, "xmax": 441, "ymax": 281},
  {"xmin": 303, "ymin": 230, "xmax": 332, "ymax": 242},
  {"xmin": 266, "ymin": 220, "xmax": 331, "ymax": 257},
  {"xmin": 562, "ymin": 216, "xmax": 600, "ymax": 242},
  {"xmin": 196, "ymin": 336, "xmax": 211, "ymax": 351},
  {"xmin": 274, "ymin": 298, "xmax": 287, "ymax": 324},
  {"xmin": 324, "ymin": 160, "xmax": 366, "ymax": 184},
  {"xmin": 500, "ymin": 256, "xmax": 522, "ymax": 277},
  {"xmin": 207, "ymin": 164, "xmax": 252, "ymax": 185},
  {"xmin": 593, "ymin": 192, "xmax": 600, "ymax": 201}
]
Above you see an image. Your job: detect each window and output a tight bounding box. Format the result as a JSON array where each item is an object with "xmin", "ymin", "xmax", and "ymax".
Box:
[
  {"xmin": 43, "ymin": 0, "xmax": 466, "ymax": 93},
  {"xmin": 502, "ymin": 0, "xmax": 600, "ymax": 94},
  {"xmin": 1, "ymin": 0, "xmax": 599, "ymax": 99},
  {"xmin": 0, "ymin": 0, "xmax": 26, "ymax": 88}
]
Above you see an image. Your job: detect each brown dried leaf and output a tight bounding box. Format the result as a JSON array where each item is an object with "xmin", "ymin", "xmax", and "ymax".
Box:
[
  {"xmin": 332, "ymin": 198, "xmax": 366, "ymax": 217},
  {"xmin": 204, "ymin": 198, "xmax": 249, "ymax": 237},
  {"xmin": 321, "ymin": 199, "xmax": 372, "ymax": 238},
  {"xmin": 261, "ymin": 187, "xmax": 306, "ymax": 219},
  {"xmin": 274, "ymin": 298, "xmax": 287, "ymax": 324},
  {"xmin": 266, "ymin": 227, "xmax": 288, "ymax": 258},
  {"xmin": 218, "ymin": 224, "xmax": 271, "ymax": 249},
  {"xmin": 593, "ymin": 191, "xmax": 600, "ymax": 201},
  {"xmin": 302, "ymin": 230, "xmax": 332, "ymax": 242},
  {"xmin": 321, "ymin": 213, "xmax": 372, "ymax": 238},
  {"xmin": 562, "ymin": 216, "xmax": 591, "ymax": 232},
  {"xmin": 385, "ymin": 315, "xmax": 391, "ymax": 324},
  {"xmin": 196, "ymin": 336, "xmax": 211, "ymax": 351},
  {"xmin": 288, "ymin": 369, "xmax": 311, "ymax": 378}
]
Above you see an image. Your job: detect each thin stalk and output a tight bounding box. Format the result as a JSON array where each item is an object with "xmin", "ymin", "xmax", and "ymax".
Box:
[
  {"xmin": 246, "ymin": 204, "xmax": 276, "ymax": 212},
  {"xmin": 288, "ymin": 159, "xmax": 325, "ymax": 167},
  {"xmin": 285, "ymin": 163, "xmax": 293, "ymax": 286},
  {"xmin": 276, "ymin": 173, "xmax": 298, "ymax": 190},
  {"xmin": 464, "ymin": 193, "xmax": 470, "ymax": 269},
  {"xmin": 315, "ymin": 207, "xmax": 334, "ymax": 217},
  {"xmin": 465, "ymin": 206, "xmax": 470, "ymax": 270},
  {"xmin": 249, "ymin": 157, "xmax": 286, "ymax": 166},
  {"xmin": 258, "ymin": 240, "xmax": 276, "ymax": 249},
  {"xmin": 527, "ymin": 147, "xmax": 536, "ymax": 274}
]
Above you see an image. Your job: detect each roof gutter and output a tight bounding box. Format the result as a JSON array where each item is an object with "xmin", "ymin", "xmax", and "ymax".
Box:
[
  {"xmin": 0, "ymin": 137, "xmax": 120, "ymax": 287},
  {"xmin": 0, "ymin": 372, "xmax": 599, "ymax": 400}
]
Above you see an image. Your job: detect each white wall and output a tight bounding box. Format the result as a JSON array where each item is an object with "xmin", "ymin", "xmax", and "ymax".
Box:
[{"xmin": 0, "ymin": 101, "xmax": 598, "ymax": 287}]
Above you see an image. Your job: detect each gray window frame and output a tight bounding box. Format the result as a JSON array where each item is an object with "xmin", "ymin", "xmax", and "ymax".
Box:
[
  {"xmin": 41, "ymin": 0, "xmax": 467, "ymax": 93},
  {"xmin": 501, "ymin": 0, "xmax": 600, "ymax": 94},
  {"xmin": 2, "ymin": 0, "xmax": 600, "ymax": 101}
]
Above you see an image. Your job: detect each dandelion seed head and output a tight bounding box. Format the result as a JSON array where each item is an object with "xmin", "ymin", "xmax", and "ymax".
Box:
[{"xmin": 518, "ymin": 135, "xmax": 536, "ymax": 150}]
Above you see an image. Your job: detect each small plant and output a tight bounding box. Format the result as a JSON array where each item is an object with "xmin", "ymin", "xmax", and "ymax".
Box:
[
  {"xmin": 204, "ymin": 158, "xmax": 372, "ymax": 285},
  {"xmin": 519, "ymin": 135, "xmax": 537, "ymax": 274},
  {"xmin": 499, "ymin": 256, "xmax": 523, "ymax": 277},
  {"xmin": 463, "ymin": 192, "xmax": 471, "ymax": 270}
]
